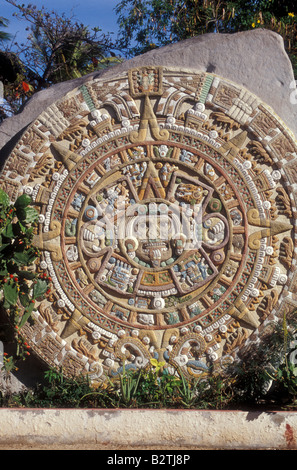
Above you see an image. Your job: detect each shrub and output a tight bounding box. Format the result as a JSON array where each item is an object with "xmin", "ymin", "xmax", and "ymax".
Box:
[{"xmin": 0, "ymin": 189, "xmax": 50, "ymax": 372}]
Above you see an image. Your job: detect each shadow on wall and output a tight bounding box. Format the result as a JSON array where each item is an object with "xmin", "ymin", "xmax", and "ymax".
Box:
[{"xmin": 0, "ymin": 308, "xmax": 47, "ymax": 392}]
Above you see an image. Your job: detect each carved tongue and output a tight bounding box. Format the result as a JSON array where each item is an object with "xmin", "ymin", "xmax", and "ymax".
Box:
[
  {"xmin": 150, "ymin": 248, "xmax": 162, "ymax": 267},
  {"xmin": 152, "ymin": 249, "xmax": 162, "ymax": 259}
]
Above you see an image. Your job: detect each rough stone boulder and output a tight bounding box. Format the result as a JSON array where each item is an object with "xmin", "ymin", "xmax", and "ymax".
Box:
[{"xmin": 1, "ymin": 28, "xmax": 296, "ymax": 161}]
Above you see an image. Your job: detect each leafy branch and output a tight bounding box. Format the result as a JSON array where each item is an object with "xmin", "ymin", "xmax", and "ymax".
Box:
[{"xmin": 0, "ymin": 189, "xmax": 50, "ymax": 372}]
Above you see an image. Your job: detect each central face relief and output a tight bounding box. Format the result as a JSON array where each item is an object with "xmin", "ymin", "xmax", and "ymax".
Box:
[{"xmin": 75, "ymin": 147, "xmax": 235, "ymax": 319}]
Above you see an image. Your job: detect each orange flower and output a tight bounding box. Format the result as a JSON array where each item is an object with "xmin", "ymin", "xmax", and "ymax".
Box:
[{"xmin": 22, "ymin": 81, "xmax": 30, "ymax": 93}]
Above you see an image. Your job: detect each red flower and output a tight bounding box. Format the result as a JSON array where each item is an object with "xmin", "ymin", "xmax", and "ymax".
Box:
[{"xmin": 22, "ymin": 81, "xmax": 30, "ymax": 93}]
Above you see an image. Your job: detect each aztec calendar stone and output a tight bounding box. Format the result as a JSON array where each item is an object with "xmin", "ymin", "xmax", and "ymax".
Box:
[{"xmin": 1, "ymin": 65, "xmax": 297, "ymax": 382}]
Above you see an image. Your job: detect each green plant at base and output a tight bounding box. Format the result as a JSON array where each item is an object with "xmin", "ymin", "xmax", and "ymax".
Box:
[
  {"xmin": 0, "ymin": 189, "xmax": 50, "ymax": 372},
  {"xmin": 171, "ymin": 373, "xmax": 196, "ymax": 408},
  {"xmin": 273, "ymin": 362, "xmax": 297, "ymax": 406},
  {"xmin": 0, "ymin": 367, "xmax": 97, "ymax": 408},
  {"xmin": 0, "ymin": 364, "xmax": 235, "ymax": 409},
  {"xmin": 262, "ymin": 313, "xmax": 297, "ymax": 407},
  {"xmin": 227, "ymin": 312, "xmax": 297, "ymax": 408},
  {"xmin": 132, "ymin": 362, "xmax": 173, "ymax": 408},
  {"xmin": 115, "ymin": 361, "xmax": 143, "ymax": 407}
]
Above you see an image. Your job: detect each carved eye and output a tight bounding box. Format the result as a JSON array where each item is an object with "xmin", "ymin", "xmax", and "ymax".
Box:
[{"xmin": 84, "ymin": 205, "xmax": 98, "ymax": 221}]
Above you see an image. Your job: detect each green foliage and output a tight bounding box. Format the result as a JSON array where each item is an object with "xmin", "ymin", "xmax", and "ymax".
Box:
[
  {"xmin": 34, "ymin": 369, "xmax": 95, "ymax": 408},
  {"xmin": 0, "ymin": 368, "xmax": 96, "ymax": 408},
  {"xmin": 115, "ymin": 0, "xmax": 297, "ymax": 76},
  {"xmin": 261, "ymin": 314, "xmax": 297, "ymax": 407},
  {"xmin": 4, "ymin": 0, "xmax": 117, "ymax": 87},
  {"xmin": 0, "ymin": 1, "xmax": 122, "ymax": 121},
  {"xmin": 0, "ymin": 364, "xmax": 233, "ymax": 409},
  {"xmin": 227, "ymin": 313, "xmax": 297, "ymax": 408},
  {"xmin": 0, "ymin": 16, "xmax": 11, "ymax": 42},
  {"xmin": 273, "ymin": 362, "xmax": 297, "ymax": 403},
  {"xmin": 0, "ymin": 189, "xmax": 50, "ymax": 372},
  {"xmin": 115, "ymin": 0, "xmax": 219, "ymax": 56},
  {"xmin": 115, "ymin": 0, "xmax": 248, "ymax": 56}
]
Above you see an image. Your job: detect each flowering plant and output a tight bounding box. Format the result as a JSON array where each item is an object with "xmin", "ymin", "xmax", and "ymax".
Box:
[{"xmin": 0, "ymin": 189, "xmax": 50, "ymax": 372}]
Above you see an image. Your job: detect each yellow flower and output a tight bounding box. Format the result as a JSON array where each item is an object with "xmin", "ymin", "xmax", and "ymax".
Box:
[
  {"xmin": 252, "ymin": 23, "xmax": 255, "ymax": 28},
  {"xmin": 288, "ymin": 12, "xmax": 295, "ymax": 17},
  {"xmin": 150, "ymin": 358, "xmax": 165, "ymax": 371}
]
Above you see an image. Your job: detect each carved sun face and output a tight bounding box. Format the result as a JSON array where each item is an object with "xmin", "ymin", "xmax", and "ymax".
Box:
[{"xmin": 123, "ymin": 201, "xmax": 189, "ymax": 267}]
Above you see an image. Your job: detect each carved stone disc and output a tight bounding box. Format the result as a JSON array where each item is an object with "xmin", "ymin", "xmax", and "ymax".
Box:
[{"xmin": 1, "ymin": 67, "xmax": 297, "ymax": 381}]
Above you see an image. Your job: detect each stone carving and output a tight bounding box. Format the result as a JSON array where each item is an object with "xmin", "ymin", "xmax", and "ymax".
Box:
[{"xmin": 1, "ymin": 66, "xmax": 297, "ymax": 384}]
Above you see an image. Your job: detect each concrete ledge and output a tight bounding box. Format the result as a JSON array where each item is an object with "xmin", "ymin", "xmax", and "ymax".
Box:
[{"xmin": 0, "ymin": 408, "xmax": 297, "ymax": 449}]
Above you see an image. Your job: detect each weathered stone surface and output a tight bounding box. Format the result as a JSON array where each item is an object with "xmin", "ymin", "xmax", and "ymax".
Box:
[
  {"xmin": 0, "ymin": 409, "xmax": 296, "ymax": 450},
  {"xmin": 1, "ymin": 28, "xmax": 296, "ymax": 162}
]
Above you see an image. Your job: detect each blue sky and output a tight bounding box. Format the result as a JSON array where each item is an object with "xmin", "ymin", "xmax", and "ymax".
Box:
[{"xmin": 0, "ymin": 0, "xmax": 121, "ymax": 44}]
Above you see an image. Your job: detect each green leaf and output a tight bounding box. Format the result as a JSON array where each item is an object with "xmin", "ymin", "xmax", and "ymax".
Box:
[
  {"xmin": 18, "ymin": 302, "xmax": 35, "ymax": 328},
  {"xmin": 0, "ymin": 189, "xmax": 10, "ymax": 207},
  {"xmin": 2, "ymin": 223, "xmax": 15, "ymax": 239},
  {"xmin": 3, "ymin": 282, "xmax": 18, "ymax": 306},
  {"xmin": 18, "ymin": 270, "xmax": 36, "ymax": 280},
  {"xmin": 14, "ymin": 194, "xmax": 32, "ymax": 209},
  {"xmin": 16, "ymin": 206, "xmax": 38, "ymax": 224},
  {"xmin": 0, "ymin": 267, "xmax": 8, "ymax": 276},
  {"xmin": 19, "ymin": 292, "xmax": 30, "ymax": 308},
  {"xmin": 13, "ymin": 251, "xmax": 33, "ymax": 265},
  {"xmin": 33, "ymin": 278, "xmax": 48, "ymax": 298}
]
